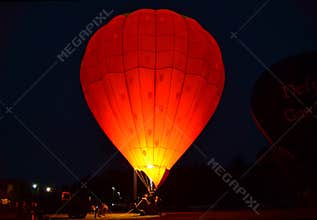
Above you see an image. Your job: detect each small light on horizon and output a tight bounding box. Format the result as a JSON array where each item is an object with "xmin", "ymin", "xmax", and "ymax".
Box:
[
  {"xmin": 32, "ymin": 184, "xmax": 38, "ymax": 189},
  {"xmin": 46, "ymin": 187, "xmax": 52, "ymax": 192}
]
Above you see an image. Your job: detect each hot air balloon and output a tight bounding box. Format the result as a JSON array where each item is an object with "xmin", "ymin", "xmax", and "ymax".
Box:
[
  {"xmin": 80, "ymin": 9, "xmax": 225, "ymax": 190},
  {"xmin": 251, "ymin": 52, "xmax": 317, "ymax": 178}
]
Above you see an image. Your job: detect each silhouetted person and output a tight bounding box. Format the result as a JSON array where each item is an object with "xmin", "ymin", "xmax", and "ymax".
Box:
[
  {"xmin": 94, "ymin": 204, "xmax": 99, "ymax": 218},
  {"xmin": 135, "ymin": 194, "xmax": 150, "ymax": 215}
]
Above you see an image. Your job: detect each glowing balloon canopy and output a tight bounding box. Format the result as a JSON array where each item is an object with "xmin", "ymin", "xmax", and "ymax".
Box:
[{"xmin": 80, "ymin": 9, "xmax": 225, "ymax": 188}]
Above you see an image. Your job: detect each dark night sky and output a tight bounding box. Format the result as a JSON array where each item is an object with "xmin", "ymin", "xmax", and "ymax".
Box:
[{"xmin": 0, "ymin": 0, "xmax": 316, "ymax": 185}]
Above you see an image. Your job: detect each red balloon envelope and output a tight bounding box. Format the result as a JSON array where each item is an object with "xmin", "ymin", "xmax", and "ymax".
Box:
[{"xmin": 80, "ymin": 9, "xmax": 225, "ymax": 188}]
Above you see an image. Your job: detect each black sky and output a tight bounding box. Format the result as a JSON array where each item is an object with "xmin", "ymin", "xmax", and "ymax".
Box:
[{"xmin": 0, "ymin": 0, "xmax": 317, "ymax": 185}]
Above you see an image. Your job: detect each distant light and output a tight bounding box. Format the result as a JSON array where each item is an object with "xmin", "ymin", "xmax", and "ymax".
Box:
[
  {"xmin": 147, "ymin": 164, "xmax": 154, "ymax": 169},
  {"xmin": 1, "ymin": 198, "xmax": 9, "ymax": 205},
  {"xmin": 117, "ymin": 191, "xmax": 120, "ymax": 196},
  {"xmin": 112, "ymin": 187, "xmax": 115, "ymax": 191},
  {"xmin": 46, "ymin": 187, "xmax": 52, "ymax": 192},
  {"xmin": 32, "ymin": 184, "xmax": 38, "ymax": 189}
]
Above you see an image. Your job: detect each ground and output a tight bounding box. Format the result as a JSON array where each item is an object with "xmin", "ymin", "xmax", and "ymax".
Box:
[{"xmin": 43, "ymin": 209, "xmax": 317, "ymax": 220}]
